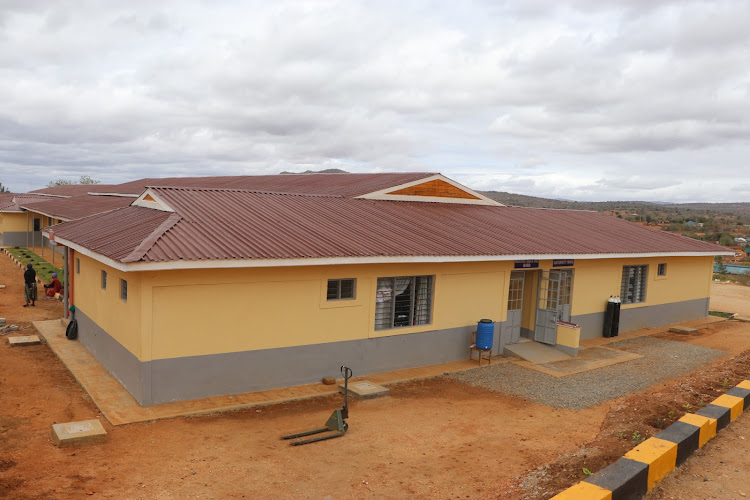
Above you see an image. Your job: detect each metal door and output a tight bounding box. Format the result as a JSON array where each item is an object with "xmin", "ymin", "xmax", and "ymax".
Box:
[
  {"xmin": 534, "ymin": 269, "xmax": 573, "ymax": 344},
  {"xmin": 506, "ymin": 271, "xmax": 525, "ymax": 344}
]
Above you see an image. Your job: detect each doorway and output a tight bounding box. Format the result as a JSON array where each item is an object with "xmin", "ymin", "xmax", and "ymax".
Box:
[{"xmin": 533, "ymin": 269, "xmax": 573, "ymax": 345}]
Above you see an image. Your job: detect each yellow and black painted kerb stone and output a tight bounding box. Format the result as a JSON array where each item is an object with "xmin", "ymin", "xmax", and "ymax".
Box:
[{"xmin": 552, "ymin": 377, "xmax": 750, "ymax": 499}]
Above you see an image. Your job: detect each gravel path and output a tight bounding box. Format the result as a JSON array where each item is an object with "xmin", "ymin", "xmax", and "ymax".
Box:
[{"xmin": 448, "ymin": 337, "xmax": 725, "ymax": 409}]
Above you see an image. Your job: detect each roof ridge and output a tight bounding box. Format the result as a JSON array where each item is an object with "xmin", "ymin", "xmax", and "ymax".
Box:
[
  {"xmin": 147, "ymin": 186, "xmax": 346, "ymax": 198},
  {"xmin": 121, "ymin": 213, "xmax": 182, "ymax": 263}
]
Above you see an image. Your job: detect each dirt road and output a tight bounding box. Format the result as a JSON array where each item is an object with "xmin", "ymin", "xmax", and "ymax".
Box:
[{"xmin": 711, "ymin": 282, "xmax": 750, "ymax": 317}]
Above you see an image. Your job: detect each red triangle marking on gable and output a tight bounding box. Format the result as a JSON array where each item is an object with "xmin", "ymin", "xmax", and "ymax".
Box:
[{"xmin": 143, "ymin": 194, "xmax": 156, "ymax": 202}]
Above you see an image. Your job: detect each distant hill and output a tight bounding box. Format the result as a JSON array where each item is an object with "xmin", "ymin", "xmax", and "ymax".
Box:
[{"xmin": 479, "ymin": 191, "xmax": 750, "ymax": 218}]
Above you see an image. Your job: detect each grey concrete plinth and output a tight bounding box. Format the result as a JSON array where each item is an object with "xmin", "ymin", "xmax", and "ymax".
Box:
[
  {"xmin": 8, "ymin": 335, "xmax": 41, "ymax": 346},
  {"xmin": 51, "ymin": 419, "xmax": 107, "ymax": 447},
  {"xmin": 669, "ymin": 326, "xmax": 699, "ymax": 334},
  {"xmin": 340, "ymin": 380, "xmax": 390, "ymax": 399}
]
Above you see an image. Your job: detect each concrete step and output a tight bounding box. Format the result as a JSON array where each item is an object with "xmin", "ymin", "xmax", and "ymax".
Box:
[{"xmin": 504, "ymin": 341, "xmax": 572, "ymax": 364}]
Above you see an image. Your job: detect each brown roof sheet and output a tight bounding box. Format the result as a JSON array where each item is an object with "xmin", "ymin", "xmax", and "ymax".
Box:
[
  {"xmin": 88, "ymin": 173, "xmax": 435, "ymax": 197},
  {"xmin": 20, "ymin": 194, "xmax": 135, "ymax": 221},
  {"xmin": 28, "ymin": 184, "xmax": 117, "ymax": 197},
  {"xmin": 50, "ymin": 186, "xmax": 726, "ymax": 264},
  {"xmin": 0, "ymin": 194, "xmax": 52, "ymax": 212}
]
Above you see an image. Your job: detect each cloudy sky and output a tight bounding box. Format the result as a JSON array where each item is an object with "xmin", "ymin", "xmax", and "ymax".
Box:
[{"xmin": 1, "ymin": 0, "xmax": 749, "ymax": 201}]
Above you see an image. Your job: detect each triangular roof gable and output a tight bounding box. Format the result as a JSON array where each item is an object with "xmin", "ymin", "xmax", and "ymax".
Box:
[
  {"xmin": 355, "ymin": 174, "xmax": 503, "ymax": 206},
  {"xmin": 131, "ymin": 188, "xmax": 176, "ymax": 212}
]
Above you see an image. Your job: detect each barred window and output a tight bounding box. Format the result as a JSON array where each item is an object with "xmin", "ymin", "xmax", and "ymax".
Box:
[
  {"xmin": 374, "ymin": 276, "xmax": 433, "ymax": 330},
  {"xmin": 621, "ymin": 265, "xmax": 647, "ymax": 304},
  {"xmin": 327, "ymin": 279, "xmax": 355, "ymax": 300},
  {"xmin": 657, "ymin": 263, "xmax": 667, "ymax": 277},
  {"xmin": 101, "ymin": 270, "xmax": 107, "ymax": 290},
  {"xmin": 120, "ymin": 279, "xmax": 128, "ymax": 302}
]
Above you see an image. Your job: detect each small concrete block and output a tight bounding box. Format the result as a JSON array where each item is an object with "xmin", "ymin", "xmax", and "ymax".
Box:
[
  {"xmin": 0, "ymin": 285, "xmax": 5, "ymax": 289},
  {"xmin": 8, "ymin": 335, "xmax": 41, "ymax": 346},
  {"xmin": 51, "ymin": 419, "xmax": 107, "ymax": 447},
  {"xmin": 339, "ymin": 380, "xmax": 390, "ymax": 399},
  {"xmin": 669, "ymin": 326, "xmax": 698, "ymax": 334},
  {"xmin": 0, "ymin": 318, "xmax": 6, "ymax": 325}
]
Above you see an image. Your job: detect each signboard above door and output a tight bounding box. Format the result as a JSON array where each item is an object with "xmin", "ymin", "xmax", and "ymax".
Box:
[
  {"xmin": 514, "ymin": 260, "xmax": 539, "ymax": 269},
  {"xmin": 553, "ymin": 259, "xmax": 575, "ymax": 267}
]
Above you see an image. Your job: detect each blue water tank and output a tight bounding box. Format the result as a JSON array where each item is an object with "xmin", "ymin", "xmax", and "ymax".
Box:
[{"xmin": 476, "ymin": 319, "xmax": 494, "ymax": 350}]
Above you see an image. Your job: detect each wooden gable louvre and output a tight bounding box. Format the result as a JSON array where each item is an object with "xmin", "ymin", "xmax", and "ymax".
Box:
[
  {"xmin": 143, "ymin": 194, "xmax": 156, "ymax": 202},
  {"xmin": 387, "ymin": 179, "xmax": 480, "ymax": 200}
]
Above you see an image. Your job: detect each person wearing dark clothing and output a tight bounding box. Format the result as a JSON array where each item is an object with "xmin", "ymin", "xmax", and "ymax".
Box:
[{"xmin": 23, "ymin": 263, "xmax": 37, "ymax": 307}]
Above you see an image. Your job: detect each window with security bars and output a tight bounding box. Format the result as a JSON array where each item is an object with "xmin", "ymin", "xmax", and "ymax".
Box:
[
  {"xmin": 657, "ymin": 263, "xmax": 667, "ymax": 277},
  {"xmin": 327, "ymin": 279, "xmax": 356, "ymax": 300},
  {"xmin": 374, "ymin": 276, "xmax": 433, "ymax": 330},
  {"xmin": 621, "ymin": 265, "xmax": 647, "ymax": 304}
]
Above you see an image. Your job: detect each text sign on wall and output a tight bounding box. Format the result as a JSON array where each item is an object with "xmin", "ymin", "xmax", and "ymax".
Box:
[
  {"xmin": 553, "ymin": 259, "xmax": 575, "ymax": 267},
  {"xmin": 514, "ymin": 260, "xmax": 539, "ymax": 269}
]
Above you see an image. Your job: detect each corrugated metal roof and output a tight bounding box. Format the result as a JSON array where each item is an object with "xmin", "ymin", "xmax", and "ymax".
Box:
[
  {"xmin": 88, "ymin": 173, "xmax": 434, "ymax": 197},
  {"xmin": 0, "ymin": 194, "xmax": 53, "ymax": 212},
  {"xmin": 50, "ymin": 186, "xmax": 725, "ymax": 264},
  {"xmin": 28, "ymin": 184, "xmax": 116, "ymax": 197},
  {"xmin": 20, "ymin": 195, "xmax": 135, "ymax": 221}
]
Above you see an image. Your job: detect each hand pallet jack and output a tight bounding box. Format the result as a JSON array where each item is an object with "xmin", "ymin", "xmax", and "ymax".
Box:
[{"xmin": 282, "ymin": 366, "xmax": 352, "ymax": 446}]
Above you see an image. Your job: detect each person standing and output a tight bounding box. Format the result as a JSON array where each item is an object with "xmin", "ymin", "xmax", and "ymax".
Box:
[{"xmin": 23, "ymin": 263, "xmax": 37, "ymax": 307}]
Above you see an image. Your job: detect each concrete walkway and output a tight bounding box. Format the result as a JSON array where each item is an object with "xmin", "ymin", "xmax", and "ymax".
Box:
[
  {"xmin": 34, "ymin": 315, "xmax": 728, "ymax": 426},
  {"xmin": 34, "ymin": 319, "xmax": 491, "ymax": 426}
]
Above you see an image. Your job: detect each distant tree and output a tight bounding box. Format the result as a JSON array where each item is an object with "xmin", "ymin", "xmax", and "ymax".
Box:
[
  {"xmin": 715, "ymin": 256, "xmax": 728, "ymax": 275},
  {"xmin": 79, "ymin": 175, "xmax": 100, "ymax": 185},
  {"xmin": 0, "ymin": 182, "xmax": 9, "ymax": 193},
  {"xmin": 719, "ymin": 233, "xmax": 735, "ymax": 246},
  {"xmin": 47, "ymin": 175, "xmax": 100, "ymax": 187},
  {"xmin": 46, "ymin": 179, "xmax": 74, "ymax": 187}
]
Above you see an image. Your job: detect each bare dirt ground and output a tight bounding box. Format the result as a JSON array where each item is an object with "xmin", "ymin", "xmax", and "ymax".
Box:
[
  {"xmin": 645, "ymin": 411, "xmax": 750, "ymax": 499},
  {"xmin": 711, "ymin": 281, "xmax": 750, "ymax": 317},
  {"xmin": 2, "ymin": 251, "xmax": 750, "ymax": 499}
]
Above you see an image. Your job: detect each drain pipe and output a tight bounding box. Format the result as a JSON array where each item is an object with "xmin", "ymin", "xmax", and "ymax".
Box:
[{"xmin": 63, "ymin": 246, "xmax": 69, "ymax": 319}]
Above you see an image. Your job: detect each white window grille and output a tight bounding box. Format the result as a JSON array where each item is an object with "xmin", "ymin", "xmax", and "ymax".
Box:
[
  {"xmin": 374, "ymin": 276, "xmax": 433, "ymax": 330},
  {"xmin": 621, "ymin": 265, "xmax": 647, "ymax": 304}
]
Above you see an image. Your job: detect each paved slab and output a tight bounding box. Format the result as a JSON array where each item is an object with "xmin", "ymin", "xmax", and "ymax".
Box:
[
  {"xmin": 669, "ymin": 326, "xmax": 699, "ymax": 334},
  {"xmin": 524, "ymin": 346, "xmax": 642, "ymax": 377},
  {"xmin": 340, "ymin": 380, "xmax": 390, "ymax": 399},
  {"xmin": 8, "ymin": 335, "xmax": 41, "ymax": 346},
  {"xmin": 51, "ymin": 419, "xmax": 107, "ymax": 447},
  {"xmin": 505, "ymin": 340, "xmax": 572, "ymax": 364},
  {"xmin": 735, "ymin": 316, "xmax": 750, "ymax": 323}
]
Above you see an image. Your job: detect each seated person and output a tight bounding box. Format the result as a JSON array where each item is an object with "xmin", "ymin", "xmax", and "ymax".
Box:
[{"xmin": 44, "ymin": 273, "xmax": 62, "ymax": 297}]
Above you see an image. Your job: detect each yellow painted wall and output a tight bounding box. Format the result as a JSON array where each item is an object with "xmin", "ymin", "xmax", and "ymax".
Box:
[
  {"xmin": 73, "ymin": 254, "xmax": 714, "ymax": 362},
  {"xmin": 143, "ymin": 261, "xmax": 510, "ymax": 360},
  {"xmin": 75, "ymin": 254, "xmax": 143, "ymax": 359},
  {"xmin": 556, "ymin": 324, "xmax": 580, "ymax": 348},
  {"xmin": 0, "ymin": 212, "xmax": 30, "ymax": 232},
  {"xmin": 568, "ymin": 256, "xmax": 713, "ymax": 315}
]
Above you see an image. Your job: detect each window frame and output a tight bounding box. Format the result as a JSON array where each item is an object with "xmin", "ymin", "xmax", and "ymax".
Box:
[
  {"xmin": 101, "ymin": 270, "xmax": 107, "ymax": 290},
  {"xmin": 76, "ymin": 258, "xmax": 80, "ymax": 274},
  {"xmin": 120, "ymin": 279, "xmax": 128, "ymax": 302},
  {"xmin": 326, "ymin": 278, "xmax": 356, "ymax": 301},
  {"xmin": 374, "ymin": 275, "xmax": 434, "ymax": 331},
  {"xmin": 620, "ymin": 265, "xmax": 648, "ymax": 304},
  {"xmin": 657, "ymin": 263, "xmax": 667, "ymax": 277}
]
